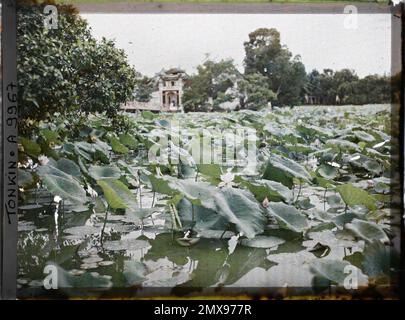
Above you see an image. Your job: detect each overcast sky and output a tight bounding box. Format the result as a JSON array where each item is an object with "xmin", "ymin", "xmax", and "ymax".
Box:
[{"xmin": 82, "ymin": 13, "xmax": 391, "ymax": 78}]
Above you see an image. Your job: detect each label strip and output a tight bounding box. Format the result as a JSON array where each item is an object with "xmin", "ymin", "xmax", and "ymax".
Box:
[{"xmin": 1, "ymin": 0, "xmax": 17, "ymax": 300}]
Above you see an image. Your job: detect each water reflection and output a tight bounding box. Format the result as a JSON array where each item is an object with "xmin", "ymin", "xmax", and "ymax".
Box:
[{"xmin": 17, "ymin": 184, "xmax": 385, "ymax": 298}]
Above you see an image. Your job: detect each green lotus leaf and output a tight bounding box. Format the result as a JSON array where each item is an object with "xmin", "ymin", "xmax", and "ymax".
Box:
[
  {"xmin": 141, "ymin": 110, "xmax": 155, "ymax": 120},
  {"xmin": 167, "ymin": 178, "xmax": 266, "ymax": 238},
  {"xmin": 332, "ymin": 212, "xmax": 359, "ymax": 229},
  {"xmin": 263, "ymin": 153, "xmax": 312, "ymax": 188},
  {"xmin": 39, "ymin": 128, "xmax": 60, "ymax": 143},
  {"xmin": 326, "ymin": 139, "xmax": 360, "ymax": 152},
  {"xmin": 241, "ymin": 235, "xmax": 285, "ymax": 249},
  {"xmin": 243, "ymin": 179, "xmax": 293, "ymax": 203},
  {"xmin": 177, "ymin": 198, "xmax": 228, "ymax": 231},
  {"xmin": 89, "ymin": 165, "xmax": 121, "ymax": 180},
  {"xmin": 317, "ymin": 164, "xmax": 337, "ymax": 180},
  {"xmin": 97, "ymin": 179, "xmax": 137, "ymax": 210},
  {"xmin": 109, "ymin": 136, "xmax": 129, "ymax": 154},
  {"xmin": 123, "ymin": 261, "xmax": 147, "ymax": 286},
  {"xmin": 119, "ymin": 133, "xmax": 138, "ymax": 150},
  {"xmin": 336, "ymin": 184, "xmax": 376, "ymax": 211},
  {"xmin": 266, "ymin": 202, "xmax": 308, "ymax": 233},
  {"xmin": 21, "ymin": 137, "xmax": 41, "ymax": 157},
  {"xmin": 37, "ymin": 165, "xmax": 88, "ymax": 209},
  {"xmin": 309, "ymin": 259, "xmax": 352, "ymax": 286},
  {"xmin": 345, "ymin": 219, "xmax": 389, "ymax": 243},
  {"xmin": 18, "ymin": 169, "xmax": 34, "ymax": 188},
  {"xmin": 353, "ymin": 130, "xmax": 375, "ymax": 142},
  {"xmin": 362, "ymin": 241, "xmax": 398, "ymax": 281},
  {"xmin": 196, "ymin": 164, "xmax": 222, "ymax": 180},
  {"xmin": 215, "ymin": 187, "xmax": 266, "ymax": 238},
  {"xmin": 56, "ymin": 158, "xmax": 81, "ymax": 177}
]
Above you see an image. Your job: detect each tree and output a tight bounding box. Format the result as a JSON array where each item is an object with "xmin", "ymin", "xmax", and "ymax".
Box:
[
  {"xmin": 17, "ymin": 0, "xmax": 137, "ymax": 130},
  {"xmin": 305, "ymin": 68, "xmax": 390, "ymax": 105},
  {"xmin": 134, "ymin": 74, "xmax": 155, "ymax": 102},
  {"xmin": 305, "ymin": 69, "xmax": 322, "ymax": 103},
  {"xmin": 237, "ymin": 73, "xmax": 276, "ymax": 110},
  {"xmin": 351, "ymin": 75, "xmax": 390, "ymax": 104},
  {"xmin": 69, "ymin": 38, "xmax": 137, "ymax": 116},
  {"xmin": 319, "ymin": 69, "xmax": 337, "ymax": 104},
  {"xmin": 333, "ymin": 69, "xmax": 358, "ymax": 84},
  {"xmin": 333, "ymin": 69, "xmax": 358, "ymax": 104},
  {"xmin": 244, "ymin": 28, "xmax": 282, "ymax": 76},
  {"xmin": 275, "ymin": 55, "xmax": 307, "ymax": 106},
  {"xmin": 243, "ymin": 28, "xmax": 307, "ymax": 106},
  {"xmin": 182, "ymin": 59, "xmax": 240, "ymax": 112}
]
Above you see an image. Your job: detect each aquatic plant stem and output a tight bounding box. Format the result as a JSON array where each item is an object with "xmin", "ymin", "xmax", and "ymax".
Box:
[
  {"xmin": 173, "ymin": 205, "xmax": 182, "ymax": 229},
  {"xmin": 150, "ymin": 216, "xmax": 155, "ymax": 227},
  {"xmin": 169, "ymin": 204, "xmax": 182, "ymax": 230},
  {"xmin": 137, "ymin": 169, "xmax": 143, "ymax": 208},
  {"xmin": 100, "ymin": 206, "xmax": 109, "ymax": 246},
  {"xmin": 138, "ymin": 185, "xmax": 143, "ymax": 208},
  {"xmin": 151, "ymin": 191, "xmax": 156, "ymax": 207},
  {"xmin": 220, "ymin": 224, "xmax": 230, "ymax": 240},
  {"xmin": 35, "ymin": 186, "xmax": 38, "ymax": 204},
  {"xmin": 295, "ymin": 181, "xmax": 302, "ymax": 202},
  {"xmin": 169, "ymin": 206, "xmax": 176, "ymax": 231},
  {"xmin": 292, "ymin": 183, "xmax": 295, "ymax": 199}
]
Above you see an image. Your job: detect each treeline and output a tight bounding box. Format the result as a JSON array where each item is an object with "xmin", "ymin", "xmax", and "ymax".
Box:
[
  {"xmin": 305, "ymin": 69, "xmax": 391, "ymax": 105},
  {"xmin": 18, "ymin": 0, "xmax": 396, "ymax": 126},
  {"xmin": 181, "ymin": 28, "xmax": 308, "ymax": 112},
  {"xmin": 178, "ymin": 28, "xmax": 395, "ymax": 112}
]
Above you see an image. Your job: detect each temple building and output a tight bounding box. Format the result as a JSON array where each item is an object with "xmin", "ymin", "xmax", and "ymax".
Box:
[
  {"xmin": 158, "ymin": 68, "xmax": 187, "ymax": 111},
  {"xmin": 121, "ymin": 68, "xmax": 187, "ymax": 112}
]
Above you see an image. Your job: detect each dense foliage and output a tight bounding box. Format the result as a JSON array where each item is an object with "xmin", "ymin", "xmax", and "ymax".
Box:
[
  {"xmin": 182, "ymin": 28, "xmax": 393, "ymax": 112},
  {"xmin": 133, "ymin": 73, "xmax": 155, "ymax": 102},
  {"xmin": 17, "ymin": 0, "xmax": 137, "ymax": 132},
  {"xmin": 244, "ymin": 28, "xmax": 307, "ymax": 106},
  {"xmin": 306, "ymin": 68, "xmax": 391, "ymax": 105},
  {"xmin": 182, "ymin": 59, "xmax": 240, "ymax": 112},
  {"xmin": 237, "ymin": 73, "xmax": 276, "ymax": 110}
]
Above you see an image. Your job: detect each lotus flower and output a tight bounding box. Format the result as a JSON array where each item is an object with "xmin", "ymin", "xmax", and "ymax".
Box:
[
  {"xmin": 87, "ymin": 185, "xmax": 98, "ymax": 198},
  {"xmin": 38, "ymin": 155, "xmax": 49, "ymax": 166},
  {"xmin": 218, "ymin": 169, "xmax": 236, "ymax": 188}
]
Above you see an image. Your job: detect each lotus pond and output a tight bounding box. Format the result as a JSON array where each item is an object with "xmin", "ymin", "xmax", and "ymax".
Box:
[{"xmin": 17, "ymin": 104, "xmax": 400, "ymax": 298}]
